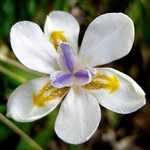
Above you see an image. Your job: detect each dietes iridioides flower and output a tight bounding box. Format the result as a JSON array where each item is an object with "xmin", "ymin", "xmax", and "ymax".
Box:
[{"xmin": 7, "ymin": 11, "xmax": 146, "ymax": 144}]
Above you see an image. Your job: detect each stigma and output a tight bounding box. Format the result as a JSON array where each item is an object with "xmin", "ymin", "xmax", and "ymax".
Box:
[{"xmin": 50, "ymin": 42, "xmax": 97, "ymax": 88}]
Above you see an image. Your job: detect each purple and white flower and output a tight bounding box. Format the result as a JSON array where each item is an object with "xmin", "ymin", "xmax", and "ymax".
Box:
[{"xmin": 7, "ymin": 11, "xmax": 146, "ymax": 144}]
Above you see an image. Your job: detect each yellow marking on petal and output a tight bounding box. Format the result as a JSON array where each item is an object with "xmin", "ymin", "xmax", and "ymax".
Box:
[
  {"xmin": 33, "ymin": 82, "xmax": 69, "ymax": 107},
  {"xmin": 82, "ymin": 73, "xmax": 120, "ymax": 94},
  {"xmin": 50, "ymin": 31, "xmax": 67, "ymax": 50}
]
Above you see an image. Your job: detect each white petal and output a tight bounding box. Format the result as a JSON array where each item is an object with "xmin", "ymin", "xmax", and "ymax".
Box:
[
  {"xmin": 44, "ymin": 11, "xmax": 79, "ymax": 53},
  {"xmin": 10, "ymin": 21, "xmax": 59, "ymax": 74},
  {"xmin": 79, "ymin": 13, "xmax": 134, "ymax": 67},
  {"xmin": 55, "ymin": 85, "xmax": 100, "ymax": 144},
  {"xmin": 82, "ymin": 68, "xmax": 146, "ymax": 114},
  {"xmin": 7, "ymin": 77, "xmax": 69, "ymax": 122}
]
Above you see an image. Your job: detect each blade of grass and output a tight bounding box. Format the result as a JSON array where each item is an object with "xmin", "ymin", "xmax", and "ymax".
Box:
[
  {"xmin": 0, "ymin": 113, "xmax": 44, "ymax": 150},
  {"xmin": 1, "ymin": 55, "xmax": 44, "ymax": 77},
  {"xmin": 1, "ymin": 66, "xmax": 27, "ymax": 83}
]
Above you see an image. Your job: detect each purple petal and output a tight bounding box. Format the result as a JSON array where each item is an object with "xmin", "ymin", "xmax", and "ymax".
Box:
[
  {"xmin": 58, "ymin": 42, "xmax": 79, "ymax": 73},
  {"xmin": 50, "ymin": 71, "xmax": 73, "ymax": 88},
  {"xmin": 73, "ymin": 67, "xmax": 96, "ymax": 86},
  {"xmin": 86, "ymin": 66, "xmax": 97, "ymax": 76}
]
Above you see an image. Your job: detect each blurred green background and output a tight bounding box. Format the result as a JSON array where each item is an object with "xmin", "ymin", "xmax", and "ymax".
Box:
[{"xmin": 0, "ymin": 0, "xmax": 150, "ymax": 149}]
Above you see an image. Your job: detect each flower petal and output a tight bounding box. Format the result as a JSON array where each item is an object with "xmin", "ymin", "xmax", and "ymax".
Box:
[
  {"xmin": 73, "ymin": 67, "xmax": 96, "ymax": 86},
  {"xmin": 10, "ymin": 21, "xmax": 59, "ymax": 74},
  {"xmin": 55, "ymin": 85, "xmax": 100, "ymax": 144},
  {"xmin": 79, "ymin": 13, "xmax": 134, "ymax": 67},
  {"xmin": 50, "ymin": 71, "xmax": 73, "ymax": 88},
  {"xmin": 58, "ymin": 42, "xmax": 79, "ymax": 73},
  {"xmin": 44, "ymin": 11, "xmax": 79, "ymax": 53},
  {"xmin": 82, "ymin": 68, "xmax": 146, "ymax": 114},
  {"xmin": 6, "ymin": 77, "xmax": 69, "ymax": 122}
]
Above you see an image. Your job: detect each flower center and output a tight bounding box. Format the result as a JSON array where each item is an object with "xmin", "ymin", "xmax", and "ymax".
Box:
[
  {"xmin": 50, "ymin": 42, "xmax": 97, "ymax": 88},
  {"xmin": 50, "ymin": 31, "xmax": 67, "ymax": 50}
]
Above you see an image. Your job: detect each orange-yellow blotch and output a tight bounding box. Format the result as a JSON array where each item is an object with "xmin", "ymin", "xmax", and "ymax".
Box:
[
  {"xmin": 50, "ymin": 31, "xmax": 67, "ymax": 50},
  {"xmin": 33, "ymin": 93, "xmax": 46, "ymax": 107},
  {"xmin": 33, "ymin": 82, "xmax": 69, "ymax": 107},
  {"xmin": 82, "ymin": 73, "xmax": 120, "ymax": 94}
]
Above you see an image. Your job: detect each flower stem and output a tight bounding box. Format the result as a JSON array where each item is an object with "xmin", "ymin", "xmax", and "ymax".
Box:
[{"xmin": 0, "ymin": 113, "xmax": 43, "ymax": 150}]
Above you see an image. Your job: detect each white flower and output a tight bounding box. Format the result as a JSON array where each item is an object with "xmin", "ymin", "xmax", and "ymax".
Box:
[{"xmin": 7, "ymin": 11, "xmax": 146, "ymax": 144}]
